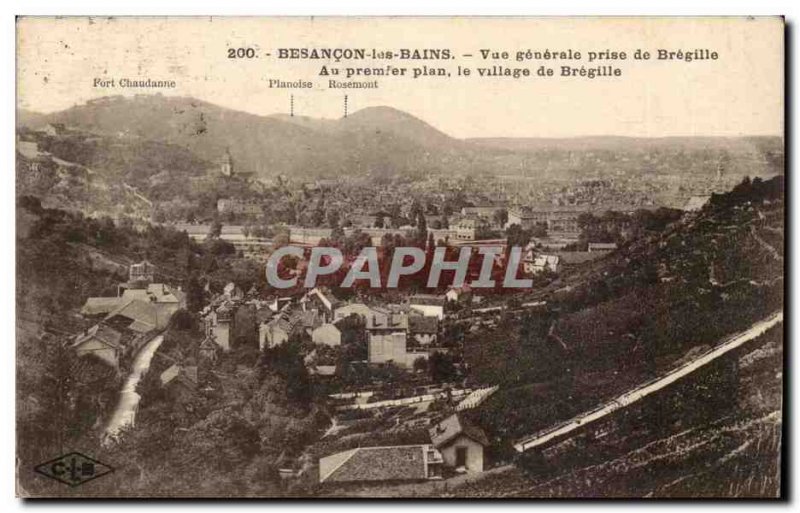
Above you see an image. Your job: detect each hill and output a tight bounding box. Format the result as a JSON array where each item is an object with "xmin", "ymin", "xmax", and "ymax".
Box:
[
  {"xmin": 463, "ymin": 175, "xmax": 783, "ymax": 452},
  {"xmin": 18, "ymin": 96, "xmax": 467, "ymax": 181},
  {"xmin": 19, "ymin": 95, "xmax": 784, "ymax": 182}
]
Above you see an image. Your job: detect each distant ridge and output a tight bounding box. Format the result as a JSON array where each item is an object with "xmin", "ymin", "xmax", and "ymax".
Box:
[{"xmin": 16, "ymin": 94, "xmax": 783, "ymax": 181}]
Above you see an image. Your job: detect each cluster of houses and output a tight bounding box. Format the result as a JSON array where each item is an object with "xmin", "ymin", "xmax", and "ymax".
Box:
[
  {"xmin": 256, "ymin": 289, "xmax": 448, "ymax": 371},
  {"xmin": 520, "ymin": 241, "xmax": 617, "ymax": 276},
  {"xmin": 75, "ymin": 261, "xmax": 185, "ymax": 368},
  {"xmin": 195, "ymin": 278, "xmax": 450, "ymax": 372}
]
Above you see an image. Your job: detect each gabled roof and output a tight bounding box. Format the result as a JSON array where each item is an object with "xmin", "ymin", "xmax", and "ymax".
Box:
[
  {"xmin": 429, "ymin": 413, "xmax": 489, "ymax": 449},
  {"xmin": 81, "ymin": 297, "xmax": 124, "ymax": 316},
  {"xmin": 366, "ymin": 311, "xmax": 408, "ymax": 331},
  {"xmin": 409, "ymin": 294, "xmax": 445, "ymax": 306},
  {"xmin": 555, "ymin": 251, "xmax": 606, "ymax": 265},
  {"xmin": 255, "ymin": 307, "xmax": 274, "ymax": 324},
  {"xmin": 587, "ymin": 242, "xmax": 618, "ymax": 250},
  {"xmin": 447, "ymin": 284, "xmax": 472, "ymax": 295},
  {"xmin": 73, "ymin": 324, "xmax": 123, "ymax": 350},
  {"xmin": 105, "ymin": 299, "xmax": 158, "ymax": 332},
  {"xmin": 199, "ymin": 335, "xmax": 219, "ymax": 351},
  {"xmin": 290, "ymin": 309, "xmax": 321, "ymax": 331},
  {"xmin": 304, "ymin": 287, "xmax": 341, "ymax": 312},
  {"xmin": 531, "ymin": 254, "xmax": 560, "ymax": 267},
  {"xmin": 121, "ymin": 289, "xmax": 151, "ymax": 302},
  {"xmin": 160, "ymin": 364, "xmax": 198, "ymax": 387},
  {"xmin": 320, "ymin": 445, "xmax": 431, "ymax": 483},
  {"xmin": 311, "ymin": 365, "xmax": 337, "ymax": 376},
  {"xmin": 312, "ymin": 323, "xmax": 341, "ymax": 334},
  {"xmin": 147, "ymin": 283, "xmax": 180, "ymax": 303}
]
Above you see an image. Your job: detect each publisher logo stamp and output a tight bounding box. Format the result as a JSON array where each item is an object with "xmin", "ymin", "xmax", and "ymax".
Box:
[{"xmin": 34, "ymin": 452, "xmax": 114, "ymax": 487}]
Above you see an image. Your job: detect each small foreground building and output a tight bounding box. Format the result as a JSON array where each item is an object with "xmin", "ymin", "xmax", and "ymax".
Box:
[{"xmin": 429, "ymin": 413, "xmax": 489, "ymax": 474}]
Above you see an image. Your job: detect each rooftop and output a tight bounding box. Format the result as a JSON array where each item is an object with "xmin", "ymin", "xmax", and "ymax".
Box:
[
  {"xmin": 429, "ymin": 413, "xmax": 489, "ymax": 449},
  {"xmin": 73, "ymin": 323, "xmax": 123, "ymax": 350},
  {"xmin": 319, "ymin": 445, "xmax": 435, "ymax": 484}
]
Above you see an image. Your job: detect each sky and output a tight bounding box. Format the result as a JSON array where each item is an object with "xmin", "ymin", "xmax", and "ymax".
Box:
[{"xmin": 16, "ymin": 16, "xmax": 784, "ymax": 139}]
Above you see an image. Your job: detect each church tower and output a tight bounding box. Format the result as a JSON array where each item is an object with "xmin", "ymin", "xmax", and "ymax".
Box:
[{"xmin": 220, "ymin": 148, "xmax": 234, "ymax": 177}]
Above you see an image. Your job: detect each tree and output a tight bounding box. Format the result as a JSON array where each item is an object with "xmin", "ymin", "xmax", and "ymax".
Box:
[
  {"xmin": 327, "ymin": 209, "xmax": 340, "ymax": 229},
  {"xmin": 208, "ymin": 218, "xmax": 223, "ymax": 240},
  {"xmin": 413, "ymin": 356, "xmax": 428, "ymax": 374},
  {"xmin": 428, "ymin": 351, "xmax": 457, "ymax": 382},
  {"xmin": 331, "ymin": 225, "xmax": 346, "ymax": 245},
  {"xmin": 416, "ymin": 211, "xmax": 428, "ymax": 245},
  {"xmin": 184, "ymin": 273, "xmax": 206, "ymax": 312},
  {"xmin": 506, "ymin": 224, "xmax": 531, "ymax": 251},
  {"xmin": 493, "ymin": 208, "xmax": 509, "ymax": 228}
]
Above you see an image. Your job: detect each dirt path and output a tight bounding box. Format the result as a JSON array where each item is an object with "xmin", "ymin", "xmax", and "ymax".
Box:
[{"xmin": 514, "ymin": 311, "xmax": 783, "ymax": 452}]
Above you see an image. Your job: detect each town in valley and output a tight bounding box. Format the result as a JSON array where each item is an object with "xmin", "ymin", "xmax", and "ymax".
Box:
[{"xmin": 16, "ymin": 93, "xmax": 784, "ymax": 498}]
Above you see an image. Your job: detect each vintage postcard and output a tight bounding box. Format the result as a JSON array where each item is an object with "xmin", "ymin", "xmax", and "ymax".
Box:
[{"xmin": 15, "ymin": 16, "xmax": 784, "ymax": 498}]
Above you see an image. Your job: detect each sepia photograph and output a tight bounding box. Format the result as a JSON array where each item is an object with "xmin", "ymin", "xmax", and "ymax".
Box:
[{"xmin": 14, "ymin": 16, "xmax": 785, "ymax": 499}]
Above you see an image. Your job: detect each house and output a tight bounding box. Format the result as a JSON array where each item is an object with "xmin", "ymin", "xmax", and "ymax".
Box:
[
  {"xmin": 223, "ymin": 282, "xmax": 244, "ymax": 301},
  {"xmin": 292, "ymin": 309, "xmax": 322, "ymax": 336},
  {"xmin": 367, "ymin": 312, "xmax": 409, "ymax": 366},
  {"xmin": 104, "ymin": 299, "xmax": 163, "ymax": 334},
  {"xmin": 460, "ymin": 204, "xmax": 506, "ymax": 221},
  {"xmin": 429, "ymin": 413, "xmax": 489, "ymax": 474},
  {"xmin": 201, "ymin": 294, "xmax": 255, "ymax": 352},
  {"xmin": 445, "ymin": 285, "xmax": 472, "ymax": 303},
  {"xmin": 523, "ymin": 252, "xmax": 560, "ymax": 275},
  {"xmin": 217, "ymin": 198, "xmax": 262, "ymax": 216},
  {"xmin": 198, "ymin": 335, "xmax": 220, "ymax": 362},
  {"xmin": 259, "ymin": 307, "xmax": 320, "ymax": 350},
  {"xmin": 310, "ymin": 364, "xmax": 337, "ymax": 377},
  {"xmin": 203, "ymin": 302, "xmax": 235, "ymax": 352},
  {"xmin": 587, "ymin": 242, "xmax": 618, "ymax": 253},
  {"xmin": 506, "ymin": 205, "xmax": 590, "ymax": 235},
  {"xmin": 42, "ymin": 123, "xmax": 67, "ymax": 136},
  {"xmin": 301, "ymin": 288, "xmax": 340, "ymax": 323},
  {"xmin": 160, "ymin": 364, "xmax": 199, "ymax": 403},
  {"xmin": 319, "ymin": 444, "xmax": 443, "ymax": 484},
  {"xmin": 333, "ymin": 302, "xmax": 382, "ymax": 322},
  {"xmin": 311, "ymin": 323, "xmax": 342, "ymax": 347},
  {"xmin": 82, "ymin": 282, "xmax": 184, "ymax": 318},
  {"xmin": 144, "ymin": 283, "xmax": 185, "ymax": 317},
  {"xmin": 81, "ymin": 297, "xmax": 126, "ymax": 317},
  {"xmin": 268, "ymin": 296, "xmax": 294, "ymax": 313},
  {"xmin": 366, "ymin": 312, "xmax": 429, "ymax": 368},
  {"xmin": 555, "ymin": 251, "xmax": 607, "ymax": 268},
  {"xmin": 220, "ymin": 148, "xmax": 234, "ymax": 176},
  {"xmin": 409, "ymin": 294, "xmax": 445, "ymax": 320},
  {"xmin": 452, "ymin": 215, "xmax": 492, "ymax": 241},
  {"xmin": 260, "ymin": 314, "xmax": 291, "ymax": 350},
  {"xmin": 506, "ymin": 208, "xmax": 547, "ymax": 230},
  {"xmin": 129, "ymin": 260, "xmax": 155, "ymax": 284},
  {"xmin": 72, "ymin": 324, "xmax": 124, "ymax": 367}
]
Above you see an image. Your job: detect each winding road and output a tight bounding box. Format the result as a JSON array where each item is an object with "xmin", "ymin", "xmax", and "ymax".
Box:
[{"xmin": 102, "ymin": 333, "xmax": 165, "ymax": 444}]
